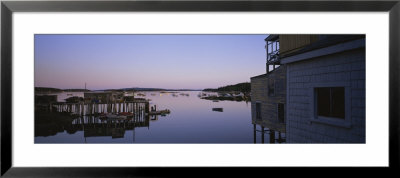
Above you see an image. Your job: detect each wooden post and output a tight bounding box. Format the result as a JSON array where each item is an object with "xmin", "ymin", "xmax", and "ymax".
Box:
[
  {"xmin": 118, "ymin": 102, "xmax": 121, "ymax": 113},
  {"xmin": 112, "ymin": 102, "xmax": 115, "ymax": 113},
  {"xmin": 278, "ymin": 132, "xmax": 282, "ymax": 143},
  {"xmin": 253, "ymin": 124, "xmax": 256, "ymax": 144},
  {"xmin": 269, "ymin": 129, "xmax": 275, "ymax": 144},
  {"xmin": 145, "ymin": 102, "xmax": 149, "ymax": 113},
  {"xmin": 261, "ymin": 126, "xmax": 265, "ymax": 144}
]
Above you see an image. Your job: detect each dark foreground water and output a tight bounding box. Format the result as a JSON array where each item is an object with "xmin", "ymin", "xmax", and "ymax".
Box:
[{"xmin": 35, "ymin": 91, "xmax": 283, "ymax": 143}]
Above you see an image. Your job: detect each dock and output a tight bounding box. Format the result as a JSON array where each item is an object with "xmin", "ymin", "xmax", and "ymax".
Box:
[{"xmin": 52, "ymin": 99, "xmax": 150, "ymax": 116}]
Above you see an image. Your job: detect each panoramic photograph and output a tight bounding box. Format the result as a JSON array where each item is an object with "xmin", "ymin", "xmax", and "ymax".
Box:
[{"xmin": 34, "ymin": 34, "xmax": 365, "ymax": 144}]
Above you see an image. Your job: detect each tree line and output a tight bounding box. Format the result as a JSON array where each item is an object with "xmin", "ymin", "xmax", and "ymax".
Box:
[{"xmin": 203, "ymin": 82, "xmax": 251, "ymax": 93}]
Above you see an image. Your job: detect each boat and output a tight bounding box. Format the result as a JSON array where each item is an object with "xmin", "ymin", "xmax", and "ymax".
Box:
[
  {"xmin": 101, "ymin": 113, "xmax": 127, "ymax": 120},
  {"xmin": 99, "ymin": 113, "xmax": 108, "ymax": 119},
  {"xmin": 212, "ymin": 108, "xmax": 223, "ymax": 112},
  {"xmin": 147, "ymin": 109, "xmax": 171, "ymax": 115},
  {"xmin": 119, "ymin": 112, "xmax": 133, "ymax": 117}
]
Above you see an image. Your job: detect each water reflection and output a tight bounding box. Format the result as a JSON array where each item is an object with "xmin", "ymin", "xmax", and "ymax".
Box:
[
  {"xmin": 73, "ymin": 115, "xmax": 149, "ymax": 142},
  {"xmin": 35, "ymin": 91, "xmax": 261, "ymax": 143}
]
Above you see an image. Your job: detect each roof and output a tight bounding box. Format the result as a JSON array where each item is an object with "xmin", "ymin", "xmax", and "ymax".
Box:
[
  {"xmin": 265, "ymin": 34, "xmax": 279, "ymax": 41},
  {"xmin": 250, "ymin": 73, "xmax": 268, "ymax": 79},
  {"xmin": 251, "ymin": 65, "xmax": 286, "ymax": 79}
]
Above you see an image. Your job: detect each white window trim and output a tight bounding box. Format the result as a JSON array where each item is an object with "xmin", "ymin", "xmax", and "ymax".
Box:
[{"xmin": 309, "ymin": 81, "xmax": 352, "ymax": 129}]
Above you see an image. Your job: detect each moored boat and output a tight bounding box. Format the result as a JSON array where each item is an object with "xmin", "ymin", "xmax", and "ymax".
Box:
[{"xmin": 147, "ymin": 109, "xmax": 171, "ymax": 115}]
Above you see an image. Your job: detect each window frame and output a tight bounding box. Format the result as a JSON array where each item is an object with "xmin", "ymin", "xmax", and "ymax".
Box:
[
  {"xmin": 309, "ymin": 82, "xmax": 352, "ymax": 128},
  {"xmin": 315, "ymin": 87, "xmax": 345, "ymax": 119}
]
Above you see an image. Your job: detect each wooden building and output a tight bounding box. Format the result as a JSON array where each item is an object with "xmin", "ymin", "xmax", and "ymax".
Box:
[
  {"xmin": 280, "ymin": 35, "xmax": 366, "ymax": 143},
  {"xmin": 251, "ymin": 34, "xmax": 365, "ymax": 143},
  {"xmin": 251, "ymin": 35, "xmax": 287, "ymax": 143},
  {"xmin": 251, "ymin": 65, "xmax": 286, "ymax": 133},
  {"xmin": 35, "ymin": 95, "xmax": 58, "ymax": 111},
  {"xmin": 84, "ymin": 91, "xmax": 123, "ymax": 104}
]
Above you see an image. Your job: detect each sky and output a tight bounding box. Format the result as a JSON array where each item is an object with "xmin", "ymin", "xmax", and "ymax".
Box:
[{"xmin": 34, "ymin": 34, "xmax": 268, "ymax": 90}]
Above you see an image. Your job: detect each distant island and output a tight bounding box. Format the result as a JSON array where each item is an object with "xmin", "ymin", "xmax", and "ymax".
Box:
[
  {"xmin": 200, "ymin": 82, "xmax": 251, "ymax": 101},
  {"xmin": 35, "ymin": 87, "xmax": 201, "ymax": 93},
  {"xmin": 103, "ymin": 87, "xmax": 202, "ymax": 92},
  {"xmin": 35, "ymin": 87, "xmax": 91, "ymax": 93},
  {"xmin": 203, "ymin": 82, "xmax": 250, "ymax": 93}
]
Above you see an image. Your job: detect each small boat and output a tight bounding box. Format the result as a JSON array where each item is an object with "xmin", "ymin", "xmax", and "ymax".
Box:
[
  {"xmin": 147, "ymin": 109, "xmax": 171, "ymax": 115},
  {"xmin": 99, "ymin": 112, "xmax": 107, "ymax": 119},
  {"xmin": 119, "ymin": 112, "xmax": 133, "ymax": 117},
  {"xmin": 212, "ymin": 108, "xmax": 223, "ymax": 112},
  {"xmin": 104, "ymin": 113, "xmax": 127, "ymax": 120}
]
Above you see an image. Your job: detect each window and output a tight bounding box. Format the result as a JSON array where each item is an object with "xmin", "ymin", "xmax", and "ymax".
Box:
[
  {"xmin": 256, "ymin": 103, "xmax": 261, "ymax": 120},
  {"xmin": 315, "ymin": 87, "xmax": 345, "ymax": 119},
  {"xmin": 277, "ymin": 103, "xmax": 285, "ymax": 123},
  {"xmin": 268, "ymin": 78, "xmax": 275, "ymax": 96}
]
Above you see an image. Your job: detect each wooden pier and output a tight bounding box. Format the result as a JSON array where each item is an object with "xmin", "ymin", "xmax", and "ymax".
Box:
[{"xmin": 52, "ymin": 99, "xmax": 150, "ymax": 116}]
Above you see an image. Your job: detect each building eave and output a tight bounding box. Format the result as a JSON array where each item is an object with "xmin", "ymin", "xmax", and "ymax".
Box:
[
  {"xmin": 280, "ymin": 38, "xmax": 365, "ymax": 64},
  {"xmin": 250, "ymin": 73, "xmax": 268, "ymax": 80},
  {"xmin": 265, "ymin": 34, "xmax": 279, "ymax": 41}
]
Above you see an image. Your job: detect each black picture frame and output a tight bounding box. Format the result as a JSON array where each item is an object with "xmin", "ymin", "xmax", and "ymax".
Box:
[{"xmin": 1, "ymin": 0, "xmax": 399, "ymax": 176}]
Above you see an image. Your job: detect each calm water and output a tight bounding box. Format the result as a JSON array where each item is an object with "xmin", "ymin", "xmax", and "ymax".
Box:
[{"xmin": 35, "ymin": 91, "xmax": 278, "ymax": 143}]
